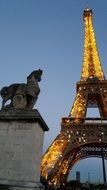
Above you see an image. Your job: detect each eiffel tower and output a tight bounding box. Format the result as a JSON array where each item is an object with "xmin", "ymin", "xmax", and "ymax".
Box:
[{"xmin": 41, "ymin": 8, "xmax": 107, "ymax": 187}]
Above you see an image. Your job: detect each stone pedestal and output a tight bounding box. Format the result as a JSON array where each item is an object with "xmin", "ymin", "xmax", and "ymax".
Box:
[{"xmin": 0, "ymin": 109, "xmax": 49, "ymax": 190}]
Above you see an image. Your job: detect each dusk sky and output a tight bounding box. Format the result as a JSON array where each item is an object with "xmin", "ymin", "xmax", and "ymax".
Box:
[{"xmin": 0, "ymin": 0, "xmax": 107, "ymax": 183}]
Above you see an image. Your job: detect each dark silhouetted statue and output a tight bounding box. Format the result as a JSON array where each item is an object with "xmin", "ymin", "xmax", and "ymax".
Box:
[{"xmin": 0, "ymin": 69, "xmax": 43, "ymax": 109}]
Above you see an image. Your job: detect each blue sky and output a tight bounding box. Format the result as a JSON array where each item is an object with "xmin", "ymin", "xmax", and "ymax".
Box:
[{"xmin": 0, "ymin": 0, "xmax": 107, "ymax": 183}]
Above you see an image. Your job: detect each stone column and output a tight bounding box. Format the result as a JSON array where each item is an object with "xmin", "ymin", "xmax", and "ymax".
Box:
[{"xmin": 0, "ymin": 109, "xmax": 49, "ymax": 190}]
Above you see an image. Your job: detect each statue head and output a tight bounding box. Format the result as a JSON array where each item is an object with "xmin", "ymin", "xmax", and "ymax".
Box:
[{"xmin": 27, "ymin": 69, "xmax": 43, "ymax": 82}]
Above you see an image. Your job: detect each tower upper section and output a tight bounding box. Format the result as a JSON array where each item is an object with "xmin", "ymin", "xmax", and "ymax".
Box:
[{"xmin": 81, "ymin": 8, "xmax": 105, "ymax": 81}]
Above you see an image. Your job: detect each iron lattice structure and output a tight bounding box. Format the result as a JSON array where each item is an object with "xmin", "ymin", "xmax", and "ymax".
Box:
[{"xmin": 41, "ymin": 8, "xmax": 107, "ymax": 186}]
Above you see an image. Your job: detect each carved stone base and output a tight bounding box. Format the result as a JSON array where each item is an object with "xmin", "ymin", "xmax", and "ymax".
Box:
[{"xmin": 0, "ymin": 109, "xmax": 48, "ymax": 190}]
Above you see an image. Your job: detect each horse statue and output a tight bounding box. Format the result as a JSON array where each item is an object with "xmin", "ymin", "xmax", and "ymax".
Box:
[{"xmin": 0, "ymin": 69, "xmax": 43, "ymax": 109}]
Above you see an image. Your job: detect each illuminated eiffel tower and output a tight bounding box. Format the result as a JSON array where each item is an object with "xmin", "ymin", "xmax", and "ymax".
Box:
[{"xmin": 41, "ymin": 8, "xmax": 107, "ymax": 187}]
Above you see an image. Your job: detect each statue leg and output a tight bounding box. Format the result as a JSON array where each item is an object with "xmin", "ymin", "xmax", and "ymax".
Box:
[
  {"xmin": 30, "ymin": 97, "xmax": 38, "ymax": 109},
  {"xmin": 2, "ymin": 99, "xmax": 6, "ymax": 109},
  {"xmin": 27, "ymin": 95, "xmax": 38, "ymax": 109},
  {"xmin": 26, "ymin": 94, "xmax": 32, "ymax": 108}
]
